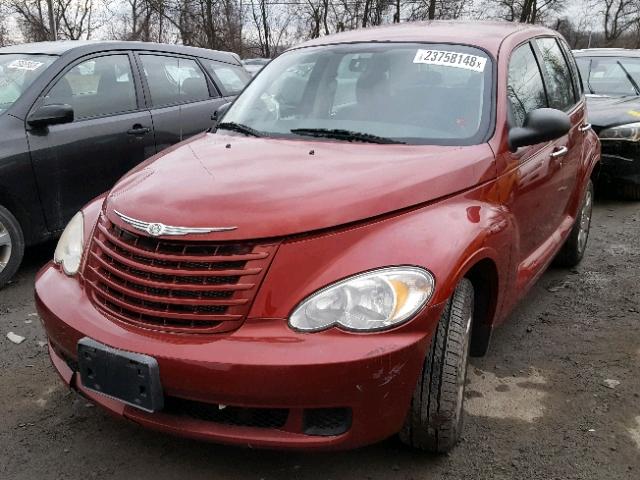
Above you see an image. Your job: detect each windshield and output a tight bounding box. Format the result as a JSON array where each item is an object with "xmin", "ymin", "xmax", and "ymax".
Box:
[
  {"xmin": 0, "ymin": 54, "xmax": 56, "ymax": 114},
  {"xmin": 222, "ymin": 43, "xmax": 493, "ymax": 145},
  {"xmin": 576, "ymin": 56, "xmax": 640, "ymax": 96}
]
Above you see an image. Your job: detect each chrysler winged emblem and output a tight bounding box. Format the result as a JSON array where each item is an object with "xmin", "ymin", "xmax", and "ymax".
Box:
[{"xmin": 114, "ymin": 210, "xmax": 237, "ymax": 236}]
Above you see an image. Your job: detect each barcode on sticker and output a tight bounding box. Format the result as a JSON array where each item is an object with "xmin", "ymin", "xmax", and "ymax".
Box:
[
  {"xmin": 413, "ymin": 49, "xmax": 487, "ymax": 73},
  {"xmin": 7, "ymin": 59, "xmax": 44, "ymax": 71}
]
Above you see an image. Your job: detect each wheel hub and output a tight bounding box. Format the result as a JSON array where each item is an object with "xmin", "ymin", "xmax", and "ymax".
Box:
[
  {"xmin": 0, "ymin": 221, "xmax": 12, "ymax": 274},
  {"xmin": 577, "ymin": 188, "xmax": 593, "ymax": 253}
]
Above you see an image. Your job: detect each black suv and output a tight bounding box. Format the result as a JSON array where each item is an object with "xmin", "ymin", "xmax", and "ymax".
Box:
[{"xmin": 0, "ymin": 41, "xmax": 249, "ymax": 287}]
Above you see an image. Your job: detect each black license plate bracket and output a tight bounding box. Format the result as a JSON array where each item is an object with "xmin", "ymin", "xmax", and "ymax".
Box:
[{"xmin": 77, "ymin": 337, "xmax": 163, "ymax": 412}]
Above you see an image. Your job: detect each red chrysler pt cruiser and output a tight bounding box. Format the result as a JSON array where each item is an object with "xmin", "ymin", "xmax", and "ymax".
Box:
[{"xmin": 36, "ymin": 21, "xmax": 600, "ymax": 452}]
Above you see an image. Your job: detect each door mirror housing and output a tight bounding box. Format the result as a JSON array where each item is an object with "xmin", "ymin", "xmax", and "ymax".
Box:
[
  {"xmin": 508, "ymin": 108, "xmax": 571, "ymax": 151},
  {"xmin": 27, "ymin": 104, "xmax": 74, "ymax": 128},
  {"xmin": 211, "ymin": 102, "xmax": 232, "ymax": 125}
]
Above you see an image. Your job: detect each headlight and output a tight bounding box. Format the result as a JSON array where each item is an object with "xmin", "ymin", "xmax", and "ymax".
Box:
[
  {"xmin": 54, "ymin": 212, "xmax": 84, "ymax": 275},
  {"xmin": 289, "ymin": 266, "xmax": 435, "ymax": 332},
  {"xmin": 599, "ymin": 122, "xmax": 640, "ymax": 141}
]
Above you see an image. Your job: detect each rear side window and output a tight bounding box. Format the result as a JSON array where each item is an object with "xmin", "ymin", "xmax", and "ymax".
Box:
[
  {"xmin": 535, "ymin": 38, "xmax": 575, "ymax": 111},
  {"xmin": 203, "ymin": 60, "xmax": 249, "ymax": 95},
  {"xmin": 140, "ymin": 55, "xmax": 210, "ymax": 107},
  {"xmin": 559, "ymin": 39, "xmax": 583, "ymax": 98},
  {"xmin": 507, "ymin": 43, "xmax": 547, "ymax": 127},
  {"xmin": 45, "ymin": 54, "xmax": 137, "ymax": 120}
]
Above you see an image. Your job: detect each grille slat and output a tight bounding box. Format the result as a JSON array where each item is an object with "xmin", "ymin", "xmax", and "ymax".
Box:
[
  {"xmin": 97, "ymin": 222, "xmax": 269, "ymax": 263},
  {"xmin": 92, "ymin": 241, "xmax": 263, "ymax": 277},
  {"xmin": 85, "ymin": 215, "xmax": 277, "ymax": 334},
  {"xmin": 89, "ymin": 268, "xmax": 250, "ymax": 307}
]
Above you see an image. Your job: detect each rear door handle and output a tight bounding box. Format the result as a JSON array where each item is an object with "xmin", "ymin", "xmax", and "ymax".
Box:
[
  {"xmin": 127, "ymin": 125, "xmax": 151, "ymax": 135},
  {"xmin": 550, "ymin": 146, "xmax": 568, "ymax": 158},
  {"xmin": 579, "ymin": 123, "xmax": 591, "ymax": 132}
]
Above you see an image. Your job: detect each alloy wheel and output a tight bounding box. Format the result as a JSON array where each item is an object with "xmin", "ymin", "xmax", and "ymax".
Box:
[
  {"xmin": 0, "ymin": 220, "xmax": 12, "ymax": 274},
  {"xmin": 577, "ymin": 188, "xmax": 593, "ymax": 254}
]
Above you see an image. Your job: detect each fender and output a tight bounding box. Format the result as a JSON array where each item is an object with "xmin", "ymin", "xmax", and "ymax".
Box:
[
  {"xmin": 250, "ymin": 181, "xmax": 515, "ymax": 338},
  {"xmin": 567, "ymin": 129, "xmax": 601, "ymax": 218}
]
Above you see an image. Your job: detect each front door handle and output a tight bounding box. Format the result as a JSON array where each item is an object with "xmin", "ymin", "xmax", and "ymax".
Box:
[
  {"xmin": 550, "ymin": 146, "xmax": 568, "ymax": 158},
  {"xmin": 127, "ymin": 125, "xmax": 151, "ymax": 135},
  {"xmin": 579, "ymin": 123, "xmax": 591, "ymax": 133}
]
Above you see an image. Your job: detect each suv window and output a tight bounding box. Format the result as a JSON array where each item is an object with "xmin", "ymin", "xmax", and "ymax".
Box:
[
  {"xmin": 221, "ymin": 43, "xmax": 493, "ymax": 145},
  {"xmin": 559, "ymin": 39, "xmax": 583, "ymax": 98},
  {"xmin": 507, "ymin": 43, "xmax": 547, "ymax": 127},
  {"xmin": 45, "ymin": 55, "xmax": 137, "ymax": 120},
  {"xmin": 140, "ymin": 55, "xmax": 210, "ymax": 107},
  {"xmin": 536, "ymin": 38, "xmax": 575, "ymax": 111},
  {"xmin": 202, "ymin": 60, "xmax": 249, "ymax": 96}
]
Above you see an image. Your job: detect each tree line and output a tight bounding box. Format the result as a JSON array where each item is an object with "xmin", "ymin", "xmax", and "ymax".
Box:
[{"xmin": 2, "ymin": 0, "xmax": 640, "ymax": 56}]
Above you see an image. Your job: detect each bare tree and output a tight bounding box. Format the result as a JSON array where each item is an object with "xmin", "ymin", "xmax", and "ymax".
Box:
[
  {"xmin": 601, "ymin": 0, "xmax": 640, "ymax": 44},
  {"xmin": 11, "ymin": 0, "xmax": 102, "ymax": 41},
  {"xmin": 491, "ymin": 0, "xmax": 564, "ymax": 24},
  {"xmin": 408, "ymin": 0, "xmax": 470, "ymax": 20},
  {"xmin": 247, "ymin": 0, "xmax": 291, "ymax": 57}
]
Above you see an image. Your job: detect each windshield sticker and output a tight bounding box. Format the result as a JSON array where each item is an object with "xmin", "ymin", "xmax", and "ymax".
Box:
[
  {"xmin": 413, "ymin": 49, "xmax": 487, "ymax": 73},
  {"xmin": 628, "ymin": 110, "xmax": 640, "ymax": 118},
  {"xmin": 7, "ymin": 59, "xmax": 45, "ymax": 71}
]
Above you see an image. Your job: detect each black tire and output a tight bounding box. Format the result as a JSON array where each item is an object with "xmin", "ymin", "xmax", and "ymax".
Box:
[
  {"xmin": 399, "ymin": 278, "xmax": 474, "ymax": 453},
  {"xmin": 0, "ymin": 205, "xmax": 25, "ymax": 289},
  {"xmin": 620, "ymin": 184, "xmax": 640, "ymax": 201},
  {"xmin": 555, "ymin": 180, "xmax": 594, "ymax": 268}
]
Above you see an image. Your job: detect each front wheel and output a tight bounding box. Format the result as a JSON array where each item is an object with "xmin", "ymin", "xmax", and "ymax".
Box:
[
  {"xmin": 555, "ymin": 180, "xmax": 594, "ymax": 267},
  {"xmin": 399, "ymin": 278, "xmax": 474, "ymax": 453},
  {"xmin": 0, "ymin": 205, "xmax": 25, "ymax": 289}
]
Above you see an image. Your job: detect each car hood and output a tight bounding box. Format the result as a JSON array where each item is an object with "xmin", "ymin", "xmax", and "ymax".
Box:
[
  {"xmin": 105, "ymin": 133, "xmax": 496, "ymax": 240},
  {"xmin": 586, "ymin": 94, "xmax": 640, "ymax": 131}
]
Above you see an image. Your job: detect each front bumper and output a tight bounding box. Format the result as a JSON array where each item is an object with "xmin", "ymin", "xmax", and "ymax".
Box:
[
  {"xmin": 600, "ymin": 140, "xmax": 640, "ymax": 186},
  {"xmin": 36, "ymin": 264, "xmax": 441, "ymax": 450}
]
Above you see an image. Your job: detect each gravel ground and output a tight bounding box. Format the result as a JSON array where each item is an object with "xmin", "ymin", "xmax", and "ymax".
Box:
[{"xmin": 1, "ymin": 199, "xmax": 639, "ymax": 480}]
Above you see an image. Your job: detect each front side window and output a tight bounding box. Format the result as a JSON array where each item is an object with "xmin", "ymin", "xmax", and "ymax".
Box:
[
  {"xmin": 507, "ymin": 43, "xmax": 547, "ymax": 127},
  {"xmin": 0, "ymin": 54, "xmax": 56, "ymax": 114},
  {"xmin": 203, "ymin": 60, "xmax": 249, "ymax": 95},
  {"xmin": 536, "ymin": 38, "xmax": 575, "ymax": 110},
  {"xmin": 45, "ymin": 54, "xmax": 137, "ymax": 120},
  {"xmin": 140, "ymin": 55, "xmax": 210, "ymax": 107},
  {"xmin": 221, "ymin": 43, "xmax": 493, "ymax": 145},
  {"xmin": 575, "ymin": 56, "xmax": 640, "ymax": 96}
]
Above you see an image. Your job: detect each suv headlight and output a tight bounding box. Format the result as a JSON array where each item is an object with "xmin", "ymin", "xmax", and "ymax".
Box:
[
  {"xmin": 54, "ymin": 212, "xmax": 85, "ymax": 276},
  {"xmin": 289, "ymin": 266, "xmax": 435, "ymax": 332},
  {"xmin": 599, "ymin": 122, "xmax": 640, "ymax": 141}
]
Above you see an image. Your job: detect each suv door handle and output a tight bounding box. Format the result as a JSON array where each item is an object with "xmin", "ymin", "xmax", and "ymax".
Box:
[
  {"xmin": 550, "ymin": 146, "xmax": 568, "ymax": 158},
  {"xmin": 127, "ymin": 125, "xmax": 151, "ymax": 135},
  {"xmin": 578, "ymin": 123, "xmax": 591, "ymax": 132}
]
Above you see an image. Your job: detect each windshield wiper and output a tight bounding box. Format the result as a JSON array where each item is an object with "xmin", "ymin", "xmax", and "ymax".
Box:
[
  {"xmin": 216, "ymin": 122, "xmax": 262, "ymax": 137},
  {"xmin": 290, "ymin": 128, "xmax": 405, "ymax": 144},
  {"xmin": 586, "ymin": 59, "xmax": 595, "ymax": 94},
  {"xmin": 616, "ymin": 60, "xmax": 640, "ymax": 96}
]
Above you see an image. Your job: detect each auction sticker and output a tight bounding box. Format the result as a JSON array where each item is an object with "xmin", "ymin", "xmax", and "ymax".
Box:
[
  {"xmin": 413, "ymin": 49, "xmax": 487, "ymax": 73},
  {"xmin": 7, "ymin": 59, "xmax": 44, "ymax": 71}
]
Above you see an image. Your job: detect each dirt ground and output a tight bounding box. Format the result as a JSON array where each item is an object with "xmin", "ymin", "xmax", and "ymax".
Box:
[{"xmin": 1, "ymin": 198, "xmax": 639, "ymax": 480}]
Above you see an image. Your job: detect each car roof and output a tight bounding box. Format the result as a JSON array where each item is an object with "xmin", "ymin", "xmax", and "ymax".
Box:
[
  {"xmin": 573, "ymin": 48, "xmax": 640, "ymax": 57},
  {"xmin": 0, "ymin": 40, "xmax": 241, "ymax": 64},
  {"xmin": 292, "ymin": 20, "xmax": 556, "ymax": 55}
]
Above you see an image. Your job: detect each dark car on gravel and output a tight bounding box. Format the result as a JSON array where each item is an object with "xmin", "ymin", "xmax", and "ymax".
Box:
[
  {"xmin": 0, "ymin": 41, "xmax": 249, "ymax": 287},
  {"xmin": 574, "ymin": 48, "xmax": 640, "ymax": 199}
]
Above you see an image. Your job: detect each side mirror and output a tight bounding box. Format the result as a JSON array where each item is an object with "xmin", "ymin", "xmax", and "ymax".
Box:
[
  {"xmin": 211, "ymin": 102, "xmax": 232, "ymax": 124},
  {"xmin": 508, "ymin": 108, "xmax": 571, "ymax": 151},
  {"xmin": 27, "ymin": 104, "xmax": 74, "ymax": 128}
]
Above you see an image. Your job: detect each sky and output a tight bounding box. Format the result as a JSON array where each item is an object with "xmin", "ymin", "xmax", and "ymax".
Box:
[{"xmin": 4, "ymin": 0, "xmax": 598, "ymax": 45}]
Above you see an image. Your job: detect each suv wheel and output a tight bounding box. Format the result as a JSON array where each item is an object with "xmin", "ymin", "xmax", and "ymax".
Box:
[
  {"xmin": 555, "ymin": 180, "xmax": 593, "ymax": 267},
  {"xmin": 0, "ymin": 206, "xmax": 25, "ymax": 289},
  {"xmin": 399, "ymin": 278, "xmax": 474, "ymax": 453}
]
